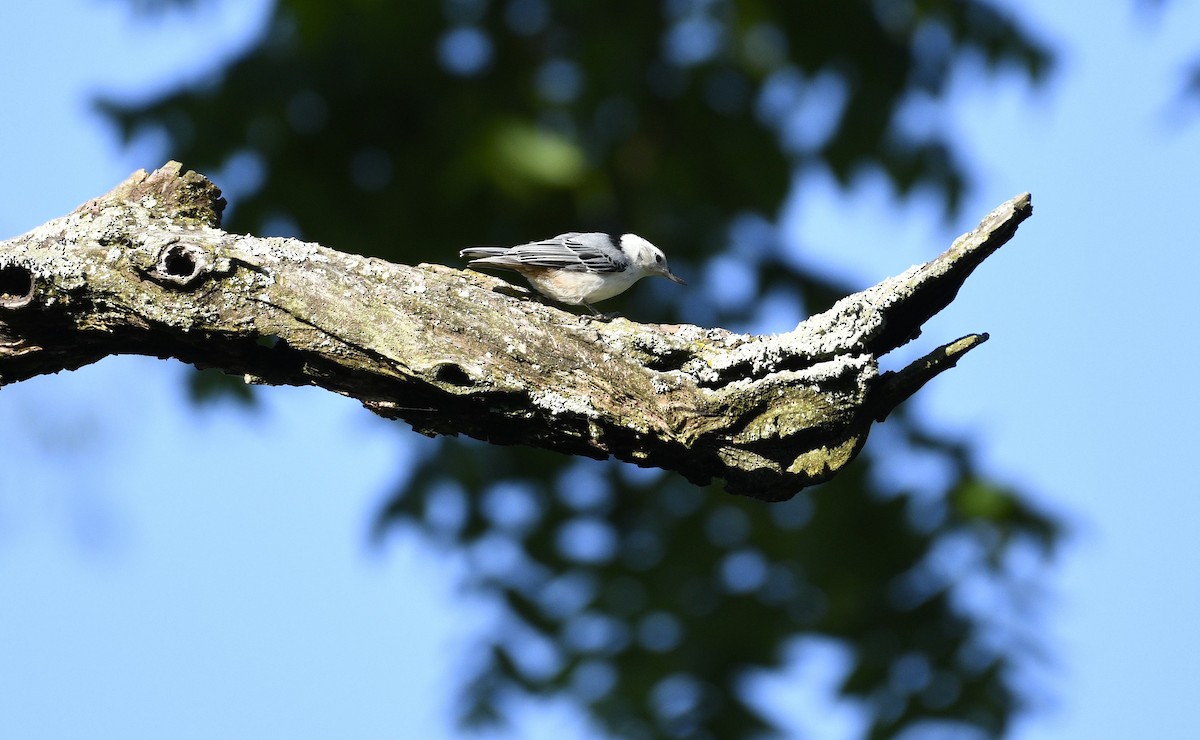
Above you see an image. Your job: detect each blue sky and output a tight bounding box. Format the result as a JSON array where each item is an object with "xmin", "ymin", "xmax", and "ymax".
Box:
[{"xmin": 1, "ymin": 1, "xmax": 1199, "ymax": 738}]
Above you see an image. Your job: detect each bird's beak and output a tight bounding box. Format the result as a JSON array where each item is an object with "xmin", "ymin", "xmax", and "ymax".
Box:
[{"xmin": 663, "ymin": 270, "xmax": 686, "ymax": 285}]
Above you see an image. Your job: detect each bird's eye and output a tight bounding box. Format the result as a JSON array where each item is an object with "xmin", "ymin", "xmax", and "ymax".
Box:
[{"xmin": 656, "ymin": 254, "xmax": 664, "ymax": 263}]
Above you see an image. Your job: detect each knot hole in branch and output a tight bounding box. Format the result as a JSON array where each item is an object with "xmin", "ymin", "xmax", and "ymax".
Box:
[
  {"xmin": 151, "ymin": 241, "xmax": 210, "ymax": 287},
  {"xmin": 433, "ymin": 362, "xmax": 474, "ymax": 387},
  {"xmin": 0, "ymin": 264, "xmax": 35, "ymax": 309}
]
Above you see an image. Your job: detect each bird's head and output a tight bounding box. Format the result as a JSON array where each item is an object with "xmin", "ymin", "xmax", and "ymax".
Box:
[{"xmin": 620, "ymin": 234, "xmax": 686, "ymax": 285}]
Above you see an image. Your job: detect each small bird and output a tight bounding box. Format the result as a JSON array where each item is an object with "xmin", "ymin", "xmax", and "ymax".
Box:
[{"xmin": 460, "ymin": 233, "xmax": 686, "ymax": 315}]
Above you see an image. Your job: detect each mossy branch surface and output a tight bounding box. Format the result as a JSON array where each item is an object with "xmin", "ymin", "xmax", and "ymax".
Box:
[{"xmin": 0, "ymin": 163, "xmax": 1031, "ymax": 500}]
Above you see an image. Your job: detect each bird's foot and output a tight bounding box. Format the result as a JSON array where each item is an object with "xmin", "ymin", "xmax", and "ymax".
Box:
[{"xmin": 579, "ymin": 306, "xmax": 619, "ymax": 322}]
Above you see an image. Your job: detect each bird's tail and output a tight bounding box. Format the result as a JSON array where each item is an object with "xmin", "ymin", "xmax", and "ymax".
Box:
[{"xmin": 459, "ymin": 247, "xmax": 508, "ymax": 260}]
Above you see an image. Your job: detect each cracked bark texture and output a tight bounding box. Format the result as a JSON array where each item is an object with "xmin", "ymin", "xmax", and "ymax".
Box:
[{"xmin": 0, "ymin": 162, "xmax": 1032, "ymax": 501}]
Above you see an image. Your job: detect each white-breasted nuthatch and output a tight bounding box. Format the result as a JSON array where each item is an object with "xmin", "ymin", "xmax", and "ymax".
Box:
[{"xmin": 460, "ymin": 233, "xmax": 686, "ymax": 315}]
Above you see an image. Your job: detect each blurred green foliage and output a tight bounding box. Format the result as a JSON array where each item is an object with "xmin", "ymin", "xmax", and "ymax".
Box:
[{"xmin": 103, "ymin": 0, "xmax": 1060, "ymax": 736}]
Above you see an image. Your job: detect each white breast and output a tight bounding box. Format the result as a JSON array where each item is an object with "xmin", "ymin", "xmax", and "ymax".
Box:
[{"xmin": 526, "ymin": 267, "xmax": 643, "ymax": 304}]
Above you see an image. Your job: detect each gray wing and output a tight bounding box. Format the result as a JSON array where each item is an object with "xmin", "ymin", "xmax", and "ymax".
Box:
[{"xmin": 461, "ymin": 233, "xmax": 629, "ymax": 273}]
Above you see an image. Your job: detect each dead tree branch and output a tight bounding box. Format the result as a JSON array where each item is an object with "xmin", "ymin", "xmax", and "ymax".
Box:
[{"xmin": 0, "ymin": 163, "xmax": 1031, "ymax": 500}]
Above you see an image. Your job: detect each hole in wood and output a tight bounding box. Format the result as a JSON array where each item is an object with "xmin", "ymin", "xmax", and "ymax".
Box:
[
  {"xmin": 0, "ymin": 265, "xmax": 34, "ymax": 308},
  {"xmin": 434, "ymin": 362, "xmax": 473, "ymax": 387},
  {"xmin": 162, "ymin": 246, "xmax": 198, "ymax": 279}
]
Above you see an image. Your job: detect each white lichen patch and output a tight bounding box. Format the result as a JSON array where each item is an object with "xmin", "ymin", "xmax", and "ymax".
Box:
[
  {"xmin": 530, "ymin": 389, "xmax": 598, "ymax": 418},
  {"xmin": 503, "ymin": 335, "xmax": 528, "ymax": 356}
]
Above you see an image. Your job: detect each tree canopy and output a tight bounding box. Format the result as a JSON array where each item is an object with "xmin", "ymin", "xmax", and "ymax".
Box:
[{"xmin": 101, "ymin": 1, "xmax": 1060, "ymax": 737}]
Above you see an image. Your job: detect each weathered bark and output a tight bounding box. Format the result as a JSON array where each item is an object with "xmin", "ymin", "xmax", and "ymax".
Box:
[{"xmin": 0, "ymin": 162, "xmax": 1031, "ymax": 500}]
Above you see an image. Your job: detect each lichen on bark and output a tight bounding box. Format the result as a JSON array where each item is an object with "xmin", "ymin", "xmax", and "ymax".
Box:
[{"xmin": 0, "ymin": 162, "xmax": 1032, "ymax": 500}]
